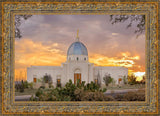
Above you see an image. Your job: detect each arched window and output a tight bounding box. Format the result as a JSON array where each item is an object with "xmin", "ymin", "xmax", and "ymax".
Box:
[
  {"xmin": 33, "ymin": 75, "xmax": 37, "ymax": 83},
  {"xmin": 77, "ymin": 57, "xmax": 79, "ymax": 61},
  {"xmin": 57, "ymin": 79, "xmax": 61, "ymax": 87}
]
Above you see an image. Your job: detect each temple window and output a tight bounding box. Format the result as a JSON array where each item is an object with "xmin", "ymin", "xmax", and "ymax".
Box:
[
  {"xmin": 57, "ymin": 79, "xmax": 61, "ymax": 87},
  {"xmin": 33, "ymin": 75, "xmax": 37, "ymax": 83}
]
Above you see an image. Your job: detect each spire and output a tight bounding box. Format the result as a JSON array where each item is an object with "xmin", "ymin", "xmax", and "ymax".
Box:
[{"xmin": 76, "ymin": 29, "xmax": 79, "ymax": 41}]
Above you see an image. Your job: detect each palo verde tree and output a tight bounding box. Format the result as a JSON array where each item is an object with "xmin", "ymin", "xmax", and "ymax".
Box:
[
  {"xmin": 110, "ymin": 15, "xmax": 145, "ymax": 38},
  {"xmin": 15, "ymin": 15, "xmax": 32, "ymax": 38},
  {"xmin": 42, "ymin": 73, "xmax": 53, "ymax": 88},
  {"xmin": 15, "ymin": 15, "xmax": 145, "ymax": 39},
  {"xmin": 103, "ymin": 74, "xmax": 113, "ymax": 87}
]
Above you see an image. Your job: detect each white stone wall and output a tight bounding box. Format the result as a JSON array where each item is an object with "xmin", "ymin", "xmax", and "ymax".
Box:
[
  {"xmin": 27, "ymin": 63, "xmax": 128, "ymax": 88},
  {"xmin": 94, "ymin": 66, "xmax": 128, "ymax": 85},
  {"xmin": 27, "ymin": 66, "xmax": 62, "ymax": 86}
]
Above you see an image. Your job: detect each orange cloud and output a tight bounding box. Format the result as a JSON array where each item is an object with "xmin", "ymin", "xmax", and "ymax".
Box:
[
  {"xmin": 15, "ymin": 39, "xmax": 66, "ymax": 80},
  {"xmin": 89, "ymin": 52, "xmax": 141, "ymax": 69}
]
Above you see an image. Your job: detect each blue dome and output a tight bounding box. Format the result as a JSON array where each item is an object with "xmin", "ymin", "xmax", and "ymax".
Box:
[{"xmin": 67, "ymin": 41, "xmax": 88, "ymax": 56}]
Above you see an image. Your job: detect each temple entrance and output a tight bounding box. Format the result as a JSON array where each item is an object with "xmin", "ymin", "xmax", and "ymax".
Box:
[
  {"xmin": 74, "ymin": 68, "xmax": 81, "ymax": 84},
  {"xmin": 74, "ymin": 73, "xmax": 81, "ymax": 84}
]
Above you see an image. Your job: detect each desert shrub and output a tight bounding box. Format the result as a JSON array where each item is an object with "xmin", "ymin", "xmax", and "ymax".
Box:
[
  {"xmin": 115, "ymin": 94, "xmax": 126, "ymax": 101},
  {"xmin": 80, "ymin": 91, "xmax": 114, "ymax": 101},
  {"xmin": 19, "ymin": 80, "xmax": 24, "ymax": 92},
  {"xmin": 101, "ymin": 88, "xmax": 107, "ymax": 93},
  {"xmin": 81, "ymin": 92, "xmax": 95, "ymax": 101},
  {"xmin": 38, "ymin": 91, "xmax": 49, "ymax": 101},
  {"xmin": 35, "ymin": 88, "xmax": 43, "ymax": 97},
  {"xmin": 31, "ymin": 79, "xmax": 108, "ymax": 101},
  {"xmin": 128, "ymin": 75, "xmax": 138, "ymax": 85},
  {"xmin": 56, "ymin": 83, "xmax": 61, "ymax": 88},
  {"xmin": 74, "ymin": 88, "xmax": 84, "ymax": 101},
  {"xmin": 23, "ymin": 81, "xmax": 29, "ymax": 89},
  {"xmin": 15, "ymin": 83, "xmax": 20, "ymax": 92},
  {"xmin": 43, "ymin": 74, "xmax": 52, "ymax": 83},
  {"xmin": 49, "ymin": 85, "xmax": 54, "ymax": 88},
  {"xmin": 115, "ymin": 89, "xmax": 145, "ymax": 101},
  {"xmin": 123, "ymin": 76, "xmax": 127, "ymax": 84},
  {"xmin": 123, "ymin": 90, "xmax": 145, "ymax": 101},
  {"xmin": 42, "ymin": 74, "xmax": 53, "ymax": 88},
  {"xmin": 28, "ymin": 82, "xmax": 33, "ymax": 89},
  {"xmin": 104, "ymin": 95, "xmax": 115, "ymax": 101},
  {"xmin": 19, "ymin": 85, "xmax": 24, "ymax": 92},
  {"xmin": 103, "ymin": 74, "xmax": 113, "ymax": 86},
  {"xmin": 30, "ymin": 95, "xmax": 39, "ymax": 101},
  {"xmin": 39, "ymin": 86, "xmax": 45, "ymax": 89}
]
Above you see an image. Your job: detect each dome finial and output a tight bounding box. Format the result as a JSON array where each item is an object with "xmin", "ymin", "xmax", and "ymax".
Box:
[{"xmin": 76, "ymin": 29, "xmax": 79, "ymax": 41}]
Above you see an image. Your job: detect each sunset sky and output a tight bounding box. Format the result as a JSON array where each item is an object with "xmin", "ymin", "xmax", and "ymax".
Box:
[{"xmin": 15, "ymin": 15, "xmax": 145, "ymax": 81}]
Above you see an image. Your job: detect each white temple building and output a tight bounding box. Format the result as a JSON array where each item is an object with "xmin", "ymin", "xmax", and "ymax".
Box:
[{"xmin": 27, "ymin": 30, "xmax": 128, "ymax": 87}]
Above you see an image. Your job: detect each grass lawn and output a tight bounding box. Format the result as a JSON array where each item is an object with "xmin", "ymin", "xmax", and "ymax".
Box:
[{"xmin": 15, "ymin": 88, "xmax": 38, "ymax": 96}]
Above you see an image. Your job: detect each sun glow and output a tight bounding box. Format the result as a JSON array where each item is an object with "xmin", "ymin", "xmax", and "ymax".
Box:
[{"xmin": 134, "ymin": 72, "xmax": 145, "ymax": 81}]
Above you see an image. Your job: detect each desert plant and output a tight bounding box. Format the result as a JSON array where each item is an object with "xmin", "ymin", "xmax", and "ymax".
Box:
[
  {"xmin": 42, "ymin": 74, "xmax": 53, "ymax": 88},
  {"xmin": 80, "ymin": 91, "xmax": 113, "ymax": 101},
  {"xmin": 28, "ymin": 82, "xmax": 33, "ymax": 89},
  {"xmin": 123, "ymin": 90, "xmax": 145, "ymax": 101},
  {"xmin": 31, "ymin": 79, "xmax": 108, "ymax": 101},
  {"xmin": 103, "ymin": 74, "xmax": 113, "ymax": 86},
  {"xmin": 35, "ymin": 88, "xmax": 43, "ymax": 97},
  {"xmin": 23, "ymin": 81, "xmax": 28, "ymax": 89},
  {"xmin": 19, "ymin": 80, "xmax": 24, "ymax": 92},
  {"xmin": 39, "ymin": 86, "xmax": 45, "ymax": 89},
  {"xmin": 56, "ymin": 82, "xmax": 61, "ymax": 88},
  {"xmin": 123, "ymin": 76, "xmax": 127, "ymax": 84},
  {"xmin": 128, "ymin": 74, "xmax": 138, "ymax": 85},
  {"xmin": 84, "ymin": 81, "xmax": 100, "ymax": 92},
  {"xmin": 115, "ymin": 94, "xmax": 126, "ymax": 101},
  {"xmin": 115, "ymin": 89, "xmax": 145, "ymax": 101},
  {"xmin": 111, "ymin": 78, "xmax": 116, "ymax": 86},
  {"xmin": 104, "ymin": 95, "xmax": 115, "ymax": 101}
]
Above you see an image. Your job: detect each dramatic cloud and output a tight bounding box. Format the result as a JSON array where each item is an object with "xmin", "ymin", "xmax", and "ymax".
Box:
[{"xmin": 15, "ymin": 15, "xmax": 145, "ymax": 80}]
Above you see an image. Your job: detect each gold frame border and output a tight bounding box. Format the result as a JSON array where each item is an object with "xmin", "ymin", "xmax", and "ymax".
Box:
[{"xmin": 1, "ymin": 1, "xmax": 159, "ymax": 114}]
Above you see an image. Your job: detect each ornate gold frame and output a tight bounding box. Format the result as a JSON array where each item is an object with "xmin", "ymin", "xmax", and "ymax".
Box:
[{"xmin": 1, "ymin": 1, "xmax": 159, "ymax": 114}]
